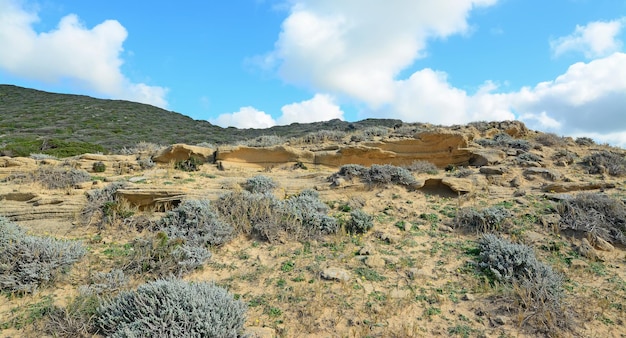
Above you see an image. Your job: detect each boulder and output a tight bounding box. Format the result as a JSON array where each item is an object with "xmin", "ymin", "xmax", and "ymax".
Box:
[
  {"xmin": 216, "ymin": 145, "xmax": 314, "ymax": 166},
  {"xmin": 469, "ymin": 149, "xmax": 506, "ymax": 166},
  {"xmin": 154, "ymin": 144, "xmax": 214, "ymax": 163},
  {"xmin": 523, "ymin": 168, "xmax": 562, "ymax": 181},
  {"xmin": 116, "ymin": 189, "xmax": 186, "ymax": 210},
  {"xmin": 441, "ymin": 177, "xmax": 473, "ymax": 193},
  {"xmin": 320, "ymin": 267, "xmax": 351, "ymax": 282},
  {"xmin": 479, "ymin": 166, "xmax": 506, "ymax": 175},
  {"xmin": 542, "ymin": 182, "xmax": 616, "ymax": 193}
]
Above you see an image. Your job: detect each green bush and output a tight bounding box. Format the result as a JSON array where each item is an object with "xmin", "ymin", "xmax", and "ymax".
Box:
[
  {"xmin": 1, "ymin": 137, "xmax": 105, "ymax": 158},
  {"xmin": 0, "ymin": 217, "xmax": 86, "ymax": 293},
  {"xmin": 346, "ymin": 209, "xmax": 374, "ymax": 234},
  {"xmin": 96, "ymin": 279, "xmax": 247, "ymax": 337},
  {"xmin": 92, "ymin": 161, "xmax": 106, "ymax": 173},
  {"xmin": 175, "ymin": 157, "xmax": 203, "ymax": 172}
]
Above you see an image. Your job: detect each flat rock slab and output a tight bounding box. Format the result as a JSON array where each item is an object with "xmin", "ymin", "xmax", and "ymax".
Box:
[{"xmin": 320, "ymin": 267, "xmax": 351, "ymax": 282}]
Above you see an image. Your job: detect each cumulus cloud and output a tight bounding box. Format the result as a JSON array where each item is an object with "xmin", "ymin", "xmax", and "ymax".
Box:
[
  {"xmin": 550, "ymin": 18, "xmax": 625, "ymax": 59},
  {"xmin": 211, "ymin": 106, "xmax": 276, "ymax": 129},
  {"xmin": 278, "ymin": 94, "xmax": 344, "ymax": 124},
  {"xmin": 0, "ymin": 0, "xmax": 168, "ymax": 107},
  {"xmin": 268, "ymin": 0, "xmax": 497, "ymax": 106}
]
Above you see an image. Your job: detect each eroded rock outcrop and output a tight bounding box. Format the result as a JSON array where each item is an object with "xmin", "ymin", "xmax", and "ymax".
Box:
[{"xmin": 154, "ymin": 144, "xmax": 214, "ymax": 163}]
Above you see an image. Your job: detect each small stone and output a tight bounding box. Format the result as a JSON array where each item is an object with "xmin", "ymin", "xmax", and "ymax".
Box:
[
  {"xmin": 592, "ymin": 236, "xmax": 614, "ymax": 252},
  {"xmin": 509, "ymin": 176, "xmax": 522, "ymax": 188},
  {"xmin": 479, "ymin": 166, "xmax": 506, "ymax": 175},
  {"xmin": 513, "ymin": 189, "xmax": 526, "ymax": 197},
  {"xmin": 578, "ymin": 238, "xmax": 601, "ymax": 261},
  {"xmin": 493, "ymin": 316, "xmax": 508, "ymax": 325},
  {"xmin": 74, "ymin": 181, "xmax": 95, "ymax": 189},
  {"xmin": 570, "ymin": 259, "xmax": 588, "ymax": 269},
  {"xmin": 245, "ymin": 327, "xmax": 276, "ymax": 338},
  {"xmin": 320, "ymin": 267, "xmax": 351, "ymax": 282},
  {"xmin": 129, "ymin": 176, "xmax": 148, "ymax": 183},
  {"xmin": 364, "ymin": 255, "xmax": 385, "ymax": 269},
  {"xmin": 358, "ymin": 246, "xmax": 374, "ymax": 255},
  {"xmin": 438, "ymin": 225, "xmax": 454, "ymax": 232},
  {"xmin": 462, "ymin": 293, "xmax": 475, "ymax": 301},
  {"xmin": 389, "ymin": 289, "xmax": 411, "ymax": 299}
]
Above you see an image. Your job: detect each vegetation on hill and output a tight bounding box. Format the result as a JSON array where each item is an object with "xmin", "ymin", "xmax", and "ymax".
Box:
[{"xmin": 0, "ymin": 85, "xmax": 402, "ymax": 156}]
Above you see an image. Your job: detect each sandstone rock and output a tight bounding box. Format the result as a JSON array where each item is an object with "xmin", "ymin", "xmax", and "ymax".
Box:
[
  {"xmin": 441, "ymin": 177, "xmax": 473, "ymax": 193},
  {"xmin": 589, "ymin": 235, "xmax": 614, "ymax": 252},
  {"xmin": 509, "ymin": 176, "xmax": 522, "ymax": 187},
  {"xmin": 320, "ymin": 267, "xmax": 351, "ymax": 282},
  {"xmin": 542, "ymin": 182, "xmax": 616, "ymax": 193},
  {"xmin": 523, "ymin": 167, "xmax": 562, "ymax": 181},
  {"xmin": 469, "ymin": 149, "xmax": 506, "ymax": 167},
  {"xmin": 245, "ymin": 327, "xmax": 276, "ymax": 338},
  {"xmin": 30, "ymin": 197, "xmax": 64, "ymax": 206},
  {"xmin": 462, "ymin": 293, "xmax": 476, "ymax": 301},
  {"xmin": 74, "ymin": 181, "xmax": 95, "ymax": 189},
  {"xmin": 0, "ymin": 157, "xmax": 36, "ymax": 168},
  {"xmin": 359, "ymin": 246, "xmax": 374, "ymax": 255},
  {"xmin": 0, "ymin": 192, "xmax": 38, "ymax": 201},
  {"xmin": 479, "ymin": 166, "xmax": 506, "ymax": 175},
  {"xmin": 154, "ymin": 144, "xmax": 214, "ymax": 163},
  {"xmin": 578, "ymin": 238, "xmax": 601, "ymax": 261},
  {"xmin": 116, "ymin": 188, "xmax": 186, "ymax": 210},
  {"xmin": 540, "ymin": 214, "xmax": 561, "ymax": 229},
  {"xmin": 364, "ymin": 255, "xmax": 386, "ymax": 269},
  {"xmin": 80, "ymin": 153, "xmax": 108, "ymax": 161},
  {"xmin": 570, "ymin": 259, "xmax": 589, "ymax": 269}
]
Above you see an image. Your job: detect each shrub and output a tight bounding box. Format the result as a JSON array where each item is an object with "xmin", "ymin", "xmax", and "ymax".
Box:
[
  {"xmin": 215, "ymin": 191, "xmax": 281, "ymax": 236},
  {"xmin": 81, "ymin": 182, "xmax": 129, "ymax": 227},
  {"xmin": 92, "ymin": 161, "xmax": 106, "ymax": 173},
  {"xmin": 242, "ymin": 135, "xmax": 284, "ymax": 147},
  {"xmin": 29, "ymin": 153, "xmax": 58, "ymax": 160},
  {"xmin": 175, "ymin": 157, "xmax": 203, "ymax": 172},
  {"xmin": 362, "ymin": 126, "xmax": 390, "ymax": 138},
  {"xmin": 552, "ymin": 149, "xmax": 578, "ymax": 165},
  {"xmin": 243, "ymin": 175, "xmax": 278, "ymax": 194},
  {"xmin": 137, "ymin": 157, "xmax": 155, "ymax": 170},
  {"xmin": 280, "ymin": 190, "xmax": 338, "ymax": 236},
  {"xmin": 346, "ymin": 209, "xmax": 374, "ymax": 234},
  {"xmin": 79, "ymin": 269, "xmax": 128, "ymax": 296},
  {"xmin": 124, "ymin": 232, "xmax": 211, "ymax": 277},
  {"xmin": 535, "ymin": 132, "xmax": 566, "ymax": 147},
  {"xmin": 404, "ymin": 160, "xmax": 438, "ymax": 174},
  {"xmin": 558, "ymin": 193, "xmax": 626, "ymax": 244},
  {"xmin": 0, "ymin": 217, "xmax": 86, "ymax": 293},
  {"xmin": 575, "ymin": 137, "xmax": 595, "ymax": 146},
  {"xmin": 580, "ymin": 151, "xmax": 626, "ymax": 176},
  {"xmin": 6, "ymin": 166, "xmax": 92, "ymax": 190},
  {"xmin": 300, "ymin": 130, "xmax": 346, "ymax": 143},
  {"xmin": 477, "ymin": 234, "xmax": 568, "ymax": 334},
  {"xmin": 362, "ymin": 164, "xmax": 418, "ymax": 187},
  {"xmin": 96, "ymin": 279, "xmax": 247, "ymax": 338},
  {"xmin": 476, "ymin": 133, "xmax": 531, "ymax": 151},
  {"xmin": 215, "ymin": 190, "xmax": 337, "ymax": 243},
  {"xmin": 454, "ymin": 168, "xmax": 474, "ymax": 178},
  {"xmin": 454, "ymin": 206, "xmax": 510, "ymax": 233},
  {"xmin": 516, "ymin": 152, "xmax": 542, "ymax": 163},
  {"xmin": 155, "ymin": 199, "xmax": 234, "ymax": 247}
]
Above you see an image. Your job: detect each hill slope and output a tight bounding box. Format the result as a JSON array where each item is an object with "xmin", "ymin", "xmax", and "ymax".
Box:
[{"xmin": 0, "ymin": 85, "xmax": 401, "ymax": 156}]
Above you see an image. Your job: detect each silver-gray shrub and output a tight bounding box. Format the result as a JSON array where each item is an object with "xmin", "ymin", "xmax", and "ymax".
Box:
[
  {"xmin": 79, "ymin": 269, "xmax": 128, "ymax": 296},
  {"xmin": 454, "ymin": 206, "xmax": 510, "ymax": 233},
  {"xmin": 0, "ymin": 217, "xmax": 86, "ymax": 293},
  {"xmin": 242, "ymin": 135, "xmax": 284, "ymax": 147},
  {"xmin": 215, "ymin": 190, "xmax": 281, "ymax": 236},
  {"xmin": 155, "ymin": 199, "xmax": 234, "ymax": 247},
  {"xmin": 346, "ymin": 209, "xmax": 374, "ymax": 234},
  {"xmin": 404, "ymin": 160, "xmax": 438, "ymax": 174},
  {"xmin": 362, "ymin": 164, "xmax": 418, "ymax": 187},
  {"xmin": 5, "ymin": 166, "xmax": 92, "ymax": 190},
  {"xmin": 81, "ymin": 182, "xmax": 127, "ymax": 227},
  {"xmin": 242, "ymin": 175, "xmax": 278, "ymax": 194},
  {"xmin": 478, "ymin": 234, "xmax": 568, "ymax": 333},
  {"xmin": 476, "ymin": 133, "xmax": 531, "ymax": 151},
  {"xmin": 124, "ymin": 233, "xmax": 211, "ymax": 277},
  {"xmin": 280, "ymin": 189, "xmax": 338, "ymax": 236},
  {"xmin": 96, "ymin": 279, "xmax": 247, "ymax": 338}
]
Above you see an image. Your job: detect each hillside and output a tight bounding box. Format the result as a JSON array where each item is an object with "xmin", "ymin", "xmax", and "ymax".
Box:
[
  {"xmin": 1, "ymin": 118, "xmax": 625, "ymax": 337},
  {"xmin": 0, "ymin": 84, "xmax": 401, "ymax": 156}
]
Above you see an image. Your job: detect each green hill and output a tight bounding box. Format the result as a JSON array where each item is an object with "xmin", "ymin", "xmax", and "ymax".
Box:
[{"xmin": 0, "ymin": 85, "xmax": 401, "ymax": 157}]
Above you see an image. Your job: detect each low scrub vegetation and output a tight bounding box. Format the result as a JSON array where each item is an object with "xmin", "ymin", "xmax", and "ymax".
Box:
[
  {"xmin": 558, "ymin": 193, "xmax": 626, "ymax": 244},
  {"xmin": 477, "ymin": 234, "xmax": 569, "ymax": 335},
  {"xmin": 328, "ymin": 164, "xmax": 418, "ymax": 188},
  {"xmin": 0, "ymin": 217, "xmax": 86, "ymax": 293},
  {"xmin": 5, "ymin": 166, "xmax": 92, "ymax": 190},
  {"xmin": 345, "ymin": 209, "xmax": 374, "ymax": 234},
  {"xmin": 476, "ymin": 133, "xmax": 532, "ymax": 151},
  {"xmin": 404, "ymin": 160, "xmax": 439, "ymax": 174},
  {"xmin": 96, "ymin": 279, "xmax": 247, "ymax": 337},
  {"xmin": 454, "ymin": 206, "xmax": 511, "ymax": 233},
  {"xmin": 580, "ymin": 151, "xmax": 626, "ymax": 176},
  {"xmin": 242, "ymin": 175, "xmax": 278, "ymax": 194}
]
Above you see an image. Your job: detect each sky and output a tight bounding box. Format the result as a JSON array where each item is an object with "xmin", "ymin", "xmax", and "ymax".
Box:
[{"xmin": 1, "ymin": 0, "xmax": 625, "ymax": 147}]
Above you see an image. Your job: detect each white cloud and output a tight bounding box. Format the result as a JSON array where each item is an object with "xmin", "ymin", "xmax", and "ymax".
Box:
[
  {"xmin": 211, "ymin": 107, "xmax": 276, "ymax": 129},
  {"xmin": 0, "ymin": 0, "xmax": 168, "ymax": 107},
  {"xmin": 550, "ymin": 18, "xmax": 625, "ymax": 59},
  {"xmin": 212, "ymin": 94, "xmax": 345, "ymax": 129},
  {"xmin": 278, "ymin": 94, "xmax": 344, "ymax": 124},
  {"xmin": 268, "ymin": 0, "xmax": 498, "ymax": 106}
]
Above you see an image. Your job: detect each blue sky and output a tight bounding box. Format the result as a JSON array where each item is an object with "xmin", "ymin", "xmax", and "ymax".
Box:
[{"xmin": 1, "ymin": 0, "xmax": 625, "ymax": 146}]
